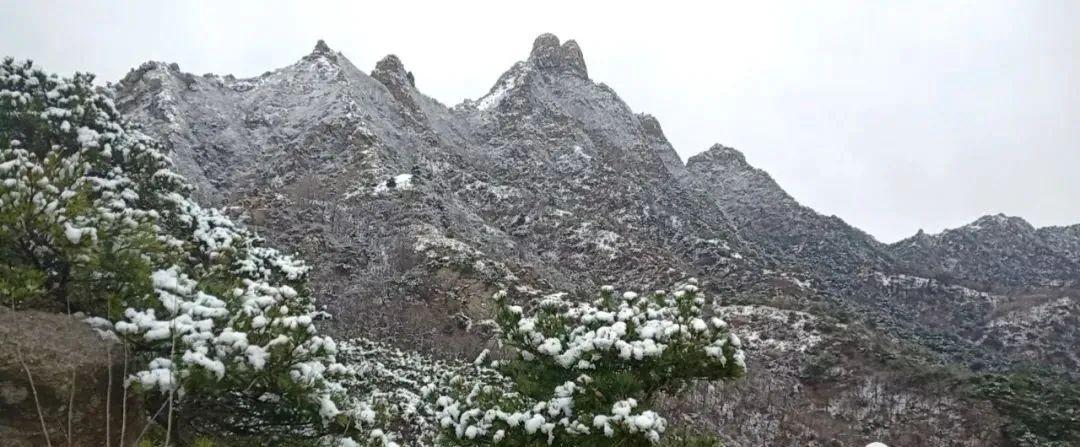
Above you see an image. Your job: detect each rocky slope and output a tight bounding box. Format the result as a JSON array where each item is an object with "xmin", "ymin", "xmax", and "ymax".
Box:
[
  {"xmin": 889, "ymin": 214, "xmax": 1080, "ymax": 290},
  {"xmin": 686, "ymin": 144, "xmax": 893, "ymax": 283},
  {"xmin": 0, "ymin": 310, "xmax": 142, "ymax": 446},
  {"xmin": 110, "ymin": 35, "xmax": 1079, "ymax": 445},
  {"xmin": 688, "ymin": 144, "xmax": 1080, "ymax": 372},
  {"xmin": 111, "ymin": 35, "xmax": 767, "ymax": 350}
]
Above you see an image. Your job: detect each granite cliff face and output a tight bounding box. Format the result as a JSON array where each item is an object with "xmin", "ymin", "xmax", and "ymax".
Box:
[{"xmin": 111, "ymin": 35, "xmax": 1079, "ymax": 445}]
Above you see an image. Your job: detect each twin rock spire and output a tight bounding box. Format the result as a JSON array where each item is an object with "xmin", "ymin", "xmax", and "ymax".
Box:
[{"xmin": 528, "ymin": 33, "xmax": 589, "ymax": 78}]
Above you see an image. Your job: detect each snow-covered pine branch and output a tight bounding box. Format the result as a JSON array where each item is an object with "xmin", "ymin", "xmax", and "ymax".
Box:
[
  {"xmin": 0, "ymin": 58, "xmax": 359, "ymax": 443},
  {"xmin": 436, "ymin": 280, "xmax": 746, "ymax": 446}
]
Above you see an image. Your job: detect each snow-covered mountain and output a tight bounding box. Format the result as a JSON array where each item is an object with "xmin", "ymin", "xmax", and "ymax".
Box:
[
  {"xmin": 110, "ymin": 35, "xmax": 1080, "ymax": 446},
  {"xmin": 112, "ymin": 35, "xmax": 764, "ymax": 342},
  {"xmin": 687, "ymin": 143, "xmax": 894, "ymax": 283},
  {"xmin": 688, "ymin": 142, "xmax": 1080, "ymax": 369},
  {"xmin": 889, "ymin": 213, "xmax": 1080, "ymax": 290}
]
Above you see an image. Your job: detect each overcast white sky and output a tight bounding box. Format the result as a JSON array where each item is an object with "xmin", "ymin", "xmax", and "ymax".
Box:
[{"xmin": 3, "ymin": 0, "xmax": 1077, "ymax": 242}]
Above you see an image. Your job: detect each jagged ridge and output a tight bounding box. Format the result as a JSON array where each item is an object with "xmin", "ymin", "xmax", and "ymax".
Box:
[{"xmin": 109, "ymin": 34, "xmax": 1080, "ymax": 445}]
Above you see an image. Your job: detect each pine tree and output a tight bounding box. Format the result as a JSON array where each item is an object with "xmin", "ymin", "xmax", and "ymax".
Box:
[
  {"xmin": 437, "ymin": 280, "xmax": 745, "ymax": 446},
  {"xmin": 0, "ymin": 58, "xmax": 363, "ymax": 444}
]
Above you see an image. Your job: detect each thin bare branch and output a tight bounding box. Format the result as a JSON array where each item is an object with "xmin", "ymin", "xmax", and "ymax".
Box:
[
  {"xmin": 164, "ymin": 328, "xmax": 177, "ymax": 446},
  {"xmin": 133, "ymin": 398, "xmax": 170, "ymax": 445},
  {"xmin": 106, "ymin": 346, "xmax": 112, "ymax": 447},
  {"xmin": 67, "ymin": 369, "xmax": 76, "ymax": 447},
  {"xmin": 16, "ymin": 343, "xmax": 53, "ymax": 447},
  {"xmin": 119, "ymin": 341, "xmax": 129, "ymax": 447}
]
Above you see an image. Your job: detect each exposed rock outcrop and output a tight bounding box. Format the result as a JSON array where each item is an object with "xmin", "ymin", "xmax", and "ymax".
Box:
[
  {"xmin": 528, "ymin": 33, "xmax": 588, "ymax": 78},
  {"xmin": 0, "ymin": 310, "xmax": 142, "ymax": 446}
]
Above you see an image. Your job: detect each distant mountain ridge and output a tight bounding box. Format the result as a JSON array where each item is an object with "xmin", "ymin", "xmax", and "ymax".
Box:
[
  {"xmin": 109, "ymin": 34, "xmax": 1079, "ymax": 446},
  {"xmin": 889, "ymin": 213, "xmax": 1080, "ymax": 290},
  {"xmin": 687, "ymin": 141, "xmax": 1080, "ymax": 374},
  {"xmin": 686, "ymin": 144, "xmax": 894, "ymax": 283}
]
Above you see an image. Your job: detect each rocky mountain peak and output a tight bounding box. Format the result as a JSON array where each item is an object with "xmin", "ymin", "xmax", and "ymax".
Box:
[
  {"xmin": 637, "ymin": 114, "xmax": 668, "ymax": 141},
  {"xmin": 528, "ymin": 33, "xmax": 588, "ymax": 78},
  {"xmin": 305, "ymin": 39, "xmax": 339, "ymax": 63},
  {"xmin": 312, "ymin": 39, "xmax": 333, "ymax": 55},
  {"xmin": 967, "ymin": 213, "xmax": 1034, "ymax": 232},
  {"xmin": 898, "ymin": 214, "xmax": 1036, "ymax": 244},
  {"xmin": 117, "ymin": 61, "xmax": 191, "ymax": 88},
  {"xmin": 372, "ymin": 54, "xmax": 415, "ymax": 88},
  {"xmin": 687, "ymin": 144, "xmax": 751, "ymax": 169},
  {"xmin": 888, "ymin": 212, "xmax": 1078, "ymax": 289},
  {"xmin": 687, "ymin": 141, "xmax": 895, "ymax": 284}
]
